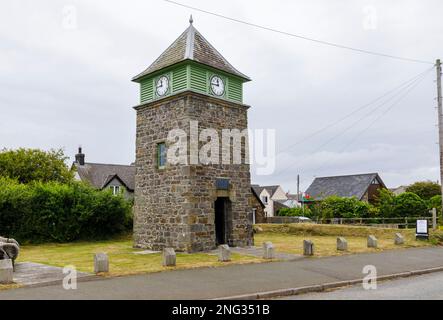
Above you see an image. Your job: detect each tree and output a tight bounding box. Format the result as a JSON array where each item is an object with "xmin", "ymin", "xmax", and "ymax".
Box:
[
  {"xmin": 374, "ymin": 188, "xmax": 395, "ymax": 218},
  {"xmin": 0, "ymin": 148, "xmax": 73, "ymax": 184},
  {"xmin": 392, "ymin": 192, "xmax": 429, "ymax": 217},
  {"xmin": 405, "ymin": 181, "xmax": 441, "ymax": 200}
]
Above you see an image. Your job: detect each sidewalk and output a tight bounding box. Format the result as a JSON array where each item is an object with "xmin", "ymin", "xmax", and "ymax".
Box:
[{"xmin": 1, "ymin": 246, "xmax": 443, "ymax": 300}]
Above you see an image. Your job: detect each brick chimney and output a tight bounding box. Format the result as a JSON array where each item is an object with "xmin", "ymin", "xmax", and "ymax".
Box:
[{"xmin": 75, "ymin": 147, "xmax": 85, "ymax": 166}]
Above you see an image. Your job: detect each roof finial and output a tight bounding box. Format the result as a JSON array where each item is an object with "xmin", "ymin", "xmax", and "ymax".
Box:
[{"xmin": 189, "ymin": 14, "xmax": 193, "ymax": 25}]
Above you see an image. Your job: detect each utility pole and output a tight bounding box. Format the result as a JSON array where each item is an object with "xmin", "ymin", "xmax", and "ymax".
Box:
[
  {"xmin": 297, "ymin": 174, "xmax": 300, "ymax": 202},
  {"xmin": 297, "ymin": 174, "xmax": 304, "ymax": 213},
  {"xmin": 436, "ymin": 59, "xmax": 443, "ymax": 222}
]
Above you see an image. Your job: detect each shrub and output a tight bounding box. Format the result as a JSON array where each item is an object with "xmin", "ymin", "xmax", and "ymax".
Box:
[
  {"xmin": 278, "ymin": 207, "xmax": 312, "ymax": 218},
  {"xmin": 319, "ymin": 196, "xmax": 375, "ymax": 219},
  {"xmin": 391, "ymin": 192, "xmax": 429, "ymax": 218},
  {"xmin": 374, "ymin": 189, "xmax": 395, "ymax": 218},
  {"xmin": 0, "ymin": 178, "xmax": 132, "ymax": 243},
  {"xmin": 428, "ymin": 195, "xmax": 442, "ymax": 215}
]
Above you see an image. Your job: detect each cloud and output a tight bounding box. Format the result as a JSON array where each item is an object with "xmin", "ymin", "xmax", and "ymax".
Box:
[{"xmin": 1, "ymin": 0, "xmax": 442, "ymax": 191}]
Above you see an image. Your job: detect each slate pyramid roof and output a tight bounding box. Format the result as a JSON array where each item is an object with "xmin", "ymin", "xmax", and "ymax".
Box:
[{"xmin": 132, "ymin": 21, "xmax": 250, "ymax": 82}]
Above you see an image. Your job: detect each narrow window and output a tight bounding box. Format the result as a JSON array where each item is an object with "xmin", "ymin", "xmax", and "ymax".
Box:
[
  {"xmin": 262, "ymin": 196, "xmax": 268, "ymax": 204},
  {"xmin": 157, "ymin": 142, "xmax": 167, "ymax": 169},
  {"xmin": 110, "ymin": 185, "xmax": 120, "ymax": 195}
]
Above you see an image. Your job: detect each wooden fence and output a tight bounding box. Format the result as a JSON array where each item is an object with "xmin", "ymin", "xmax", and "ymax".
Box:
[{"xmin": 265, "ymin": 214, "xmax": 439, "ymax": 229}]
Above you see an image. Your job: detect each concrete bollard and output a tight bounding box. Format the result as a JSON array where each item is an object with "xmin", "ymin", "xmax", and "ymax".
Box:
[
  {"xmin": 0, "ymin": 259, "xmax": 13, "ymax": 284},
  {"xmin": 367, "ymin": 235, "xmax": 378, "ymax": 248},
  {"xmin": 262, "ymin": 242, "xmax": 275, "ymax": 259},
  {"xmin": 162, "ymin": 248, "xmax": 176, "ymax": 266},
  {"xmin": 94, "ymin": 253, "xmax": 109, "ymax": 273},
  {"xmin": 218, "ymin": 244, "xmax": 231, "ymax": 262},
  {"xmin": 303, "ymin": 240, "xmax": 314, "ymax": 256},
  {"xmin": 394, "ymin": 233, "xmax": 404, "ymax": 245},
  {"xmin": 336, "ymin": 237, "xmax": 348, "ymax": 251}
]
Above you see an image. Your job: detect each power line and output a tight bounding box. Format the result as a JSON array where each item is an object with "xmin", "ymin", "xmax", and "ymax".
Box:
[
  {"xmin": 280, "ymin": 67, "xmax": 435, "ymax": 154},
  {"xmin": 343, "ymin": 73, "xmax": 430, "ymax": 153},
  {"xmin": 274, "ymin": 68, "xmax": 433, "ymax": 177},
  {"xmin": 165, "ymin": 0, "xmax": 434, "ymax": 65},
  {"xmin": 302, "ymin": 71, "xmax": 432, "ymax": 179}
]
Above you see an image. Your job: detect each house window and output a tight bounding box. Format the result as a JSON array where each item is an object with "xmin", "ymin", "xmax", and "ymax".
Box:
[
  {"xmin": 371, "ymin": 179, "xmax": 379, "ymax": 185},
  {"xmin": 262, "ymin": 196, "xmax": 268, "ymax": 204},
  {"xmin": 157, "ymin": 142, "xmax": 167, "ymax": 169},
  {"xmin": 110, "ymin": 185, "xmax": 120, "ymax": 195}
]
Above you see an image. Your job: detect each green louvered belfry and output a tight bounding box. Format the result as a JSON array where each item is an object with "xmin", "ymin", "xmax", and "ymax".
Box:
[{"xmin": 132, "ymin": 21, "xmax": 250, "ymax": 104}]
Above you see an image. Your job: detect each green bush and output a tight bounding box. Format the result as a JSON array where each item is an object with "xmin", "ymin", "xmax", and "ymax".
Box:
[
  {"xmin": 391, "ymin": 192, "xmax": 429, "ymax": 218},
  {"xmin": 0, "ymin": 178, "xmax": 132, "ymax": 243},
  {"xmin": 374, "ymin": 189, "xmax": 395, "ymax": 217},
  {"xmin": 278, "ymin": 207, "xmax": 312, "ymax": 217},
  {"xmin": 374, "ymin": 190, "xmax": 429, "ymax": 218},
  {"xmin": 428, "ymin": 195, "xmax": 442, "ymax": 215},
  {"xmin": 318, "ymin": 196, "xmax": 375, "ymax": 219}
]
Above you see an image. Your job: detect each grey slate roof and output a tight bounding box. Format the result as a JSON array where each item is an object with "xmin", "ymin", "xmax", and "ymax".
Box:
[
  {"xmin": 74, "ymin": 163, "xmax": 135, "ymax": 191},
  {"xmin": 132, "ymin": 23, "xmax": 250, "ymax": 81},
  {"xmin": 251, "ymin": 185, "xmax": 280, "ymax": 198},
  {"xmin": 305, "ymin": 173, "xmax": 386, "ymax": 201}
]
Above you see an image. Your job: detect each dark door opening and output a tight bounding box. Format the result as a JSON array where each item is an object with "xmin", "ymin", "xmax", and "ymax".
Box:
[{"xmin": 215, "ymin": 197, "xmax": 230, "ymax": 245}]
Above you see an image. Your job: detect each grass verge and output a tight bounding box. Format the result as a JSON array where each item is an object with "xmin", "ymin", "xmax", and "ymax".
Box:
[
  {"xmin": 17, "ymin": 234, "xmax": 264, "ymax": 277},
  {"xmin": 255, "ymin": 223, "xmax": 442, "ymax": 257}
]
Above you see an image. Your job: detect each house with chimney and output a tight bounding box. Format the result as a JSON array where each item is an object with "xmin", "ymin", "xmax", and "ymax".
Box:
[{"xmin": 72, "ymin": 147, "xmax": 135, "ymax": 199}]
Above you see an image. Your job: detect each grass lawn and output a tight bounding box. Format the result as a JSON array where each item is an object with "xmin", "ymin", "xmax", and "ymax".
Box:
[
  {"xmin": 9, "ymin": 224, "xmax": 442, "ymax": 285},
  {"xmin": 254, "ymin": 223, "xmax": 441, "ymax": 257},
  {"xmin": 0, "ymin": 283, "xmax": 21, "ymax": 291},
  {"xmin": 16, "ymin": 234, "xmax": 264, "ymax": 277}
]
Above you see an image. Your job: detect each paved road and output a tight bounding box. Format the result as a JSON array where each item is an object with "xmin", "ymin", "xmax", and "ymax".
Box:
[
  {"xmin": 1, "ymin": 247, "xmax": 443, "ymax": 299},
  {"xmin": 280, "ymin": 271, "xmax": 443, "ymax": 300}
]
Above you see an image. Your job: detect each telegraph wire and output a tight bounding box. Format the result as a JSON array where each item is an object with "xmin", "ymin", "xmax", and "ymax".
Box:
[
  {"xmin": 165, "ymin": 0, "xmax": 434, "ymax": 65},
  {"xmin": 280, "ymin": 66, "xmax": 435, "ymax": 154},
  {"xmin": 274, "ymin": 68, "xmax": 433, "ymax": 177},
  {"xmin": 300, "ymin": 70, "xmax": 432, "ymax": 182}
]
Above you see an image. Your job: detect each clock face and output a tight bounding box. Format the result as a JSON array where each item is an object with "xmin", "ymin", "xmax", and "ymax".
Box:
[
  {"xmin": 156, "ymin": 75, "xmax": 169, "ymax": 96},
  {"xmin": 210, "ymin": 75, "xmax": 225, "ymax": 96}
]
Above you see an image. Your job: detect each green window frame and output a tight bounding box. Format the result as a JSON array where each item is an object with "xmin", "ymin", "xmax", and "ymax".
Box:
[{"xmin": 157, "ymin": 142, "xmax": 167, "ymax": 169}]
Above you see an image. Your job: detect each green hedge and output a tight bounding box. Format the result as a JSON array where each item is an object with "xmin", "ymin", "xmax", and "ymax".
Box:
[
  {"xmin": 0, "ymin": 178, "xmax": 133, "ymax": 243},
  {"xmin": 278, "ymin": 207, "xmax": 312, "ymax": 218}
]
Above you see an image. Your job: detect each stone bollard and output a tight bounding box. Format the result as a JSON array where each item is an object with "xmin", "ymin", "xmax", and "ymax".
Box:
[
  {"xmin": 262, "ymin": 242, "xmax": 275, "ymax": 259},
  {"xmin": 394, "ymin": 233, "xmax": 404, "ymax": 245},
  {"xmin": 94, "ymin": 253, "xmax": 109, "ymax": 273},
  {"xmin": 0, "ymin": 259, "xmax": 13, "ymax": 284},
  {"xmin": 336, "ymin": 237, "xmax": 348, "ymax": 251},
  {"xmin": 367, "ymin": 235, "xmax": 378, "ymax": 248},
  {"xmin": 218, "ymin": 244, "xmax": 231, "ymax": 262},
  {"xmin": 303, "ymin": 240, "xmax": 314, "ymax": 256},
  {"xmin": 162, "ymin": 248, "xmax": 176, "ymax": 266}
]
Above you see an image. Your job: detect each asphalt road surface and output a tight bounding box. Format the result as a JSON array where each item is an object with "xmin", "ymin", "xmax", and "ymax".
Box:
[{"xmin": 280, "ymin": 271, "xmax": 443, "ymax": 300}]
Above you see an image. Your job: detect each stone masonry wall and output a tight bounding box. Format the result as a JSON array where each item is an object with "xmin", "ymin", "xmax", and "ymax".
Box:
[{"xmin": 134, "ymin": 92, "xmax": 254, "ymax": 252}]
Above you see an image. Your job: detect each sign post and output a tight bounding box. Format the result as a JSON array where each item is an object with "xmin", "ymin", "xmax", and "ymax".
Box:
[{"xmin": 416, "ymin": 219, "xmax": 429, "ymax": 240}]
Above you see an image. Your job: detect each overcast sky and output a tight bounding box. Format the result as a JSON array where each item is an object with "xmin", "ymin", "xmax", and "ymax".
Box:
[{"xmin": 1, "ymin": 0, "xmax": 442, "ymax": 192}]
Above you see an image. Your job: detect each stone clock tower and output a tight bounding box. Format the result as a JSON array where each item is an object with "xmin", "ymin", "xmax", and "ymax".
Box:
[{"xmin": 132, "ymin": 17, "xmax": 253, "ymax": 252}]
